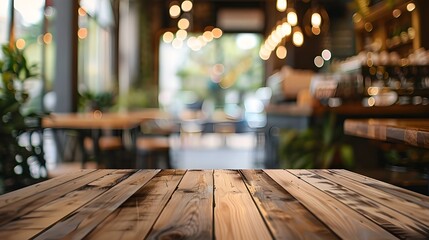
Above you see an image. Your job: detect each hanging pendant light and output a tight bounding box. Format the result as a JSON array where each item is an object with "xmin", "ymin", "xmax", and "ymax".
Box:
[
  {"xmin": 292, "ymin": 27, "xmax": 304, "ymax": 47},
  {"xmin": 303, "ymin": 5, "xmax": 329, "ymax": 36},
  {"xmin": 287, "ymin": 9, "xmax": 298, "ymax": 26},
  {"xmin": 276, "ymin": 0, "xmax": 287, "ymax": 12}
]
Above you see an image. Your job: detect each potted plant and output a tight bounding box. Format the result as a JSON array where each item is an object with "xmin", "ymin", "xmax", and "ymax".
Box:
[
  {"xmin": 279, "ymin": 112, "xmax": 354, "ymax": 169},
  {"xmin": 0, "ymin": 44, "xmax": 47, "ymax": 194}
]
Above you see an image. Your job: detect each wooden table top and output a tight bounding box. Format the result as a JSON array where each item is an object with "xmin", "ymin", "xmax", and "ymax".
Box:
[
  {"xmin": 344, "ymin": 118, "xmax": 429, "ymax": 148},
  {"xmin": 1, "ymin": 169, "xmax": 428, "ymax": 239}
]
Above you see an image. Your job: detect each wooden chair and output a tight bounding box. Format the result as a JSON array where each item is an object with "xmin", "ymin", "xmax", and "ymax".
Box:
[
  {"xmin": 83, "ymin": 135, "xmax": 127, "ymax": 168},
  {"xmin": 136, "ymin": 136, "xmax": 171, "ymax": 169}
]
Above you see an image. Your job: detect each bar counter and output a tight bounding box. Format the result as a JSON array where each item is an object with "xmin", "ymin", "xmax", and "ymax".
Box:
[
  {"xmin": 1, "ymin": 169, "xmax": 428, "ymax": 239},
  {"xmin": 344, "ymin": 118, "xmax": 429, "ymax": 148}
]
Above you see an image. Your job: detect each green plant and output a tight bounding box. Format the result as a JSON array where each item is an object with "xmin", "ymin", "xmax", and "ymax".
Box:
[
  {"xmin": 79, "ymin": 90, "xmax": 114, "ymax": 112},
  {"xmin": 279, "ymin": 112, "xmax": 354, "ymax": 169},
  {"xmin": 0, "ymin": 44, "xmax": 46, "ymax": 193}
]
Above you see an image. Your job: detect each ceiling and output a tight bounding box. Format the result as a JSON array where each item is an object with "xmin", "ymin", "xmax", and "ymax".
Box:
[{"xmin": 155, "ymin": 0, "xmax": 353, "ymax": 33}]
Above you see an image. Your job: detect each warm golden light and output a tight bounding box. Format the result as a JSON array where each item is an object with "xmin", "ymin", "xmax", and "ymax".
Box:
[
  {"xmin": 203, "ymin": 31, "xmax": 214, "ymax": 42},
  {"xmin": 311, "ymin": 12, "xmax": 322, "ymax": 27},
  {"xmin": 281, "ymin": 22, "xmax": 292, "ymax": 36},
  {"xmin": 292, "ymin": 28, "xmax": 304, "ymax": 47},
  {"xmin": 259, "ymin": 47, "xmax": 271, "ymax": 60},
  {"xmin": 406, "ymin": 3, "xmax": 416, "ymax": 12},
  {"xmin": 287, "ymin": 10, "xmax": 298, "ymax": 26},
  {"xmin": 43, "ymin": 33, "xmax": 53, "ymax": 44},
  {"xmin": 364, "ymin": 22, "xmax": 373, "ymax": 32},
  {"xmin": 212, "ymin": 28, "xmax": 223, "ymax": 38},
  {"xmin": 276, "ymin": 0, "xmax": 287, "ymax": 12},
  {"xmin": 367, "ymin": 97, "xmax": 375, "ymax": 106},
  {"xmin": 169, "ymin": 5, "xmax": 181, "ymax": 18},
  {"xmin": 176, "ymin": 29, "xmax": 187, "ymax": 40},
  {"xmin": 312, "ymin": 26, "xmax": 321, "ymax": 35},
  {"xmin": 78, "ymin": 28, "xmax": 88, "ymax": 39},
  {"xmin": 408, "ymin": 27, "xmax": 416, "ymax": 39},
  {"xmin": 178, "ymin": 18, "xmax": 190, "ymax": 29},
  {"xmin": 16, "ymin": 39, "xmax": 26, "ymax": 49},
  {"xmin": 352, "ymin": 13, "xmax": 362, "ymax": 23},
  {"xmin": 181, "ymin": 0, "xmax": 193, "ymax": 12},
  {"xmin": 78, "ymin": 7, "xmax": 86, "ymax": 16},
  {"xmin": 162, "ymin": 31, "xmax": 174, "ymax": 43},
  {"xmin": 276, "ymin": 46, "xmax": 287, "ymax": 59},
  {"xmin": 392, "ymin": 9, "xmax": 401, "ymax": 18},
  {"xmin": 367, "ymin": 87, "xmax": 379, "ymax": 96}
]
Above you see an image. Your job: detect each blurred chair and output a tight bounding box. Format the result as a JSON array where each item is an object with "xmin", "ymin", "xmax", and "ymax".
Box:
[
  {"xmin": 135, "ymin": 119, "xmax": 177, "ymax": 169},
  {"xmin": 83, "ymin": 134, "xmax": 126, "ymax": 168},
  {"xmin": 136, "ymin": 136, "xmax": 171, "ymax": 169}
]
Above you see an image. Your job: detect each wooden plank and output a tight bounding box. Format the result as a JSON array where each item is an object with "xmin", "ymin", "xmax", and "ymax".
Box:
[
  {"xmin": 291, "ymin": 169, "xmax": 429, "ymax": 239},
  {"xmin": 0, "ymin": 169, "xmax": 95, "ymax": 209},
  {"xmin": 0, "ymin": 169, "xmax": 135, "ymax": 239},
  {"xmin": 214, "ymin": 170, "xmax": 272, "ymax": 240},
  {"xmin": 34, "ymin": 170, "xmax": 160, "ymax": 240},
  {"xmin": 86, "ymin": 169, "xmax": 185, "ymax": 239},
  {"xmin": 240, "ymin": 169, "xmax": 339, "ymax": 240},
  {"xmin": 147, "ymin": 170, "xmax": 214, "ymax": 240},
  {"xmin": 313, "ymin": 170, "xmax": 429, "ymax": 227},
  {"xmin": 331, "ymin": 169, "xmax": 429, "ymax": 209},
  {"xmin": 264, "ymin": 169, "xmax": 397, "ymax": 240},
  {"xmin": 0, "ymin": 169, "xmax": 114, "ymax": 226}
]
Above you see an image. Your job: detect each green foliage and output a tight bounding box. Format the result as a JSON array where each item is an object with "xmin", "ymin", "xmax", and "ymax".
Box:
[
  {"xmin": 279, "ymin": 113, "xmax": 354, "ymax": 169},
  {"xmin": 384, "ymin": 145, "xmax": 429, "ymax": 169},
  {"xmin": 79, "ymin": 90, "xmax": 115, "ymax": 112},
  {"xmin": 0, "ymin": 44, "xmax": 46, "ymax": 193}
]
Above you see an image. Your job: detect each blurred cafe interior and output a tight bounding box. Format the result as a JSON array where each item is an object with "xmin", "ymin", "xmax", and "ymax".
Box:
[{"xmin": 1, "ymin": 0, "xmax": 429, "ymax": 195}]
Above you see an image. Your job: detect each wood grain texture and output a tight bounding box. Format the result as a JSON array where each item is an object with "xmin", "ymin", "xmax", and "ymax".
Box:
[
  {"xmin": 147, "ymin": 170, "xmax": 214, "ymax": 240},
  {"xmin": 330, "ymin": 169, "xmax": 429, "ymax": 209},
  {"xmin": 313, "ymin": 169, "xmax": 429, "ymax": 228},
  {"xmin": 0, "ymin": 169, "xmax": 113, "ymax": 226},
  {"xmin": 344, "ymin": 119, "xmax": 429, "ymax": 148},
  {"xmin": 291, "ymin": 169, "xmax": 429, "ymax": 239},
  {"xmin": 240, "ymin": 169, "xmax": 339, "ymax": 240},
  {"xmin": 86, "ymin": 169, "xmax": 185, "ymax": 240},
  {"xmin": 264, "ymin": 169, "xmax": 398, "ymax": 240},
  {"xmin": 0, "ymin": 169, "xmax": 95, "ymax": 209},
  {"xmin": 34, "ymin": 170, "xmax": 159, "ymax": 240},
  {"xmin": 0, "ymin": 170, "xmax": 134, "ymax": 239},
  {"xmin": 214, "ymin": 170, "xmax": 272, "ymax": 240}
]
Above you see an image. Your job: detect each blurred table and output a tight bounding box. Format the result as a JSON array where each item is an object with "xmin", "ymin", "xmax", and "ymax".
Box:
[
  {"xmin": 344, "ymin": 118, "xmax": 429, "ymax": 149},
  {"xmin": 1, "ymin": 169, "xmax": 428, "ymax": 239},
  {"xmin": 42, "ymin": 109, "xmax": 172, "ymax": 167}
]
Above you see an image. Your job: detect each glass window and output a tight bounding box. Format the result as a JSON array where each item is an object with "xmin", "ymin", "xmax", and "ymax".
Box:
[
  {"xmin": 0, "ymin": 0, "xmax": 11, "ymax": 46},
  {"xmin": 78, "ymin": 1, "xmax": 115, "ymax": 111},
  {"xmin": 13, "ymin": 0, "xmax": 45, "ymax": 114},
  {"xmin": 159, "ymin": 33, "xmax": 264, "ymax": 119}
]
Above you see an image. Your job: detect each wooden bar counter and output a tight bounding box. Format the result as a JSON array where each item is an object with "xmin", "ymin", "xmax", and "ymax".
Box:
[
  {"xmin": 1, "ymin": 169, "xmax": 429, "ymax": 239},
  {"xmin": 344, "ymin": 118, "xmax": 429, "ymax": 149}
]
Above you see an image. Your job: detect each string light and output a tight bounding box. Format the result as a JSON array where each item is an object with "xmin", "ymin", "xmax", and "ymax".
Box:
[
  {"xmin": 164, "ymin": 1, "xmax": 223, "ymax": 51},
  {"xmin": 292, "ymin": 27, "xmax": 304, "ymax": 47},
  {"xmin": 287, "ymin": 10, "xmax": 298, "ymax": 26},
  {"xmin": 276, "ymin": 0, "xmax": 287, "ymax": 12},
  {"xmin": 181, "ymin": 0, "xmax": 193, "ymax": 12},
  {"xmin": 276, "ymin": 46, "xmax": 287, "ymax": 59}
]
